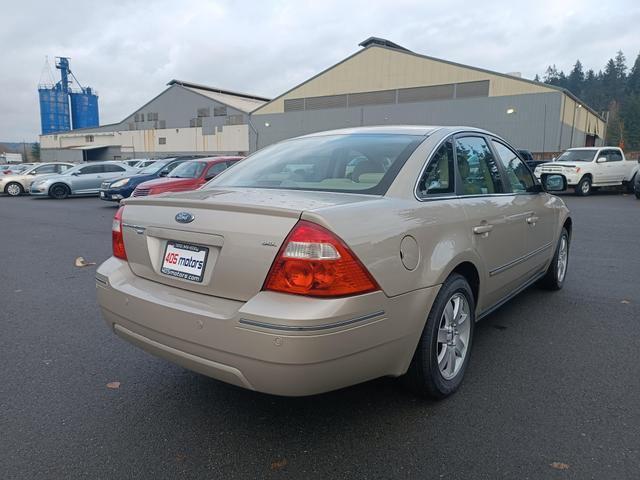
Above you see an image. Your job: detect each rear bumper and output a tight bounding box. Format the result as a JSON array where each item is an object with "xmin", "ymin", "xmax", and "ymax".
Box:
[{"xmin": 96, "ymin": 257, "xmax": 439, "ymax": 396}]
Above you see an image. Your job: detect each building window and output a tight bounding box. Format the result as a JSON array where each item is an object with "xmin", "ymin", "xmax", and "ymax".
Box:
[
  {"xmin": 190, "ymin": 118, "xmax": 203, "ymax": 127},
  {"xmin": 134, "ymin": 113, "xmax": 144, "ymax": 122},
  {"xmin": 128, "ymin": 123, "xmax": 135, "ymax": 130},
  {"xmin": 147, "ymin": 112, "xmax": 158, "ymax": 121},
  {"xmin": 227, "ymin": 115, "xmax": 244, "ymax": 125},
  {"xmin": 213, "ymin": 106, "xmax": 227, "ymax": 117},
  {"xmin": 85, "ymin": 135, "xmax": 94, "ymax": 142},
  {"xmin": 158, "ymin": 120, "xmax": 166, "ymax": 129},
  {"xmin": 197, "ymin": 107, "xmax": 210, "ymax": 118},
  {"xmin": 159, "ymin": 137, "xmax": 166, "ymax": 145},
  {"xmin": 455, "ymin": 80, "xmax": 490, "ymax": 98}
]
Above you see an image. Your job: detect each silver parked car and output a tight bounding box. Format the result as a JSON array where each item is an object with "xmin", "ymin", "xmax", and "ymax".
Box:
[
  {"xmin": 0, "ymin": 162, "xmax": 74, "ymax": 196},
  {"xmin": 30, "ymin": 161, "xmax": 135, "ymax": 199},
  {"xmin": 97, "ymin": 126, "xmax": 571, "ymax": 398}
]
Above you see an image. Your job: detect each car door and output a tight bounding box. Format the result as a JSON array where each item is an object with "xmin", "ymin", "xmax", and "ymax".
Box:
[
  {"xmin": 595, "ymin": 149, "xmax": 614, "ymax": 183},
  {"xmin": 606, "ymin": 149, "xmax": 626, "ymax": 182},
  {"xmin": 491, "ymin": 139, "xmax": 556, "ymax": 277},
  {"xmin": 73, "ymin": 164, "xmax": 105, "ymax": 193},
  {"xmin": 455, "ymin": 135, "xmax": 530, "ymax": 312}
]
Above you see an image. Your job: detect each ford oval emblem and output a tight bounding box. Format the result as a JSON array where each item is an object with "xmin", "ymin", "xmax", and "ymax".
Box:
[{"xmin": 175, "ymin": 212, "xmax": 195, "ymax": 224}]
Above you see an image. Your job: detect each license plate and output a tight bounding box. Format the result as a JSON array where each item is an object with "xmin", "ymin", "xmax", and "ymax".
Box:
[
  {"xmin": 161, "ymin": 241, "xmax": 209, "ymax": 283},
  {"xmin": 100, "ymin": 191, "xmax": 106, "ymax": 198}
]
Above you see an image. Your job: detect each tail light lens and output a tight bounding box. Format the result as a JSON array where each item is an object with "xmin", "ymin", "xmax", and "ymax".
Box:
[
  {"xmin": 112, "ymin": 206, "xmax": 127, "ymax": 260},
  {"xmin": 263, "ymin": 220, "xmax": 379, "ymax": 297}
]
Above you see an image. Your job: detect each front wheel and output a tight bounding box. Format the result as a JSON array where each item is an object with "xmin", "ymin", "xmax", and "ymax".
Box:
[
  {"xmin": 5, "ymin": 182, "xmax": 23, "ymax": 196},
  {"xmin": 49, "ymin": 183, "xmax": 70, "ymax": 199},
  {"xmin": 575, "ymin": 177, "xmax": 592, "ymax": 196},
  {"xmin": 539, "ymin": 227, "xmax": 570, "ymax": 290},
  {"xmin": 403, "ymin": 274, "xmax": 475, "ymax": 399}
]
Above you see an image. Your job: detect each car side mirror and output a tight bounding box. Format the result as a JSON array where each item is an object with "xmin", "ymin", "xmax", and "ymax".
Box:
[
  {"xmin": 71, "ymin": 172, "xmax": 80, "ymax": 176},
  {"xmin": 596, "ymin": 156, "xmax": 607, "ymax": 163},
  {"xmin": 159, "ymin": 170, "xmax": 169, "ymax": 177},
  {"xmin": 541, "ymin": 173, "xmax": 566, "ymax": 192}
]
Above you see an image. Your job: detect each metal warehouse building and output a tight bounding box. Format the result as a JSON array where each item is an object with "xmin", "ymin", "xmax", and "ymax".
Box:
[
  {"xmin": 40, "ymin": 80, "xmax": 269, "ymax": 162},
  {"xmin": 251, "ymin": 38, "xmax": 606, "ymax": 155}
]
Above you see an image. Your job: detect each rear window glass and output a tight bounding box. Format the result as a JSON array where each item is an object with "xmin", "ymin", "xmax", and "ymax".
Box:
[{"xmin": 204, "ymin": 134, "xmax": 424, "ymax": 194}]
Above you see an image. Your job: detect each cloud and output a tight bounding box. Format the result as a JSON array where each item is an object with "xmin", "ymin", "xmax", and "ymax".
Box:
[{"xmin": 1, "ymin": 0, "xmax": 638, "ymax": 140}]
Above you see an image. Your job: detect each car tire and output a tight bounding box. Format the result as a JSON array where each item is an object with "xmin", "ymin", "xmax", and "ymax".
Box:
[
  {"xmin": 539, "ymin": 227, "xmax": 570, "ymax": 291},
  {"xmin": 626, "ymin": 174, "xmax": 637, "ymax": 194},
  {"xmin": 575, "ymin": 176, "xmax": 592, "ymax": 196},
  {"xmin": 635, "ymin": 191, "xmax": 640, "ymax": 200},
  {"xmin": 49, "ymin": 183, "xmax": 70, "ymax": 199},
  {"xmin": 5, "ymin": 182, "xmax": 23, "ymax": 196},
  {"xmin": 402, "ymin": 273, "xmax": 475, "ymax": 399}
]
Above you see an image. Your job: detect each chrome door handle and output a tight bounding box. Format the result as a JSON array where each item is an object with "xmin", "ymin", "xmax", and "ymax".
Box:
[
  {"xmin": 526, "ymin": 215, "xmax": 539, "ymax": 225},
  {"xmin": 473, "ymin": 224, "xmax": 494, "ymax": 235}
]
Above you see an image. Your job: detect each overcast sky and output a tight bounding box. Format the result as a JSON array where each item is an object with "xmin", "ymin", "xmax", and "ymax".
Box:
[{"xmin": 1, "ymin": 0, "xmax": 639, "ymax": 141}]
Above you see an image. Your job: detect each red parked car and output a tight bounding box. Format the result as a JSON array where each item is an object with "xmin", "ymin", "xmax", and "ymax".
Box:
[{"xmin": 132, "ymin": 156, "xmax": 243, "ymax": 197}]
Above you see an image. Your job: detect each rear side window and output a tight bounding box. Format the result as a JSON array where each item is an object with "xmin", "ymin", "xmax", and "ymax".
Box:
[
  {"xmin": 204, "ymin": 134, "xmax": 424, "ymax": 195},
  {"xmin": 34, "ymin": 164, "xmax": 58, "ymax": 174},
  {"xmin": 455, "ymin": 136, "xmax": 503, "ymax": 195},
  {"xmin": 608, "ymin": 150, "xmax": 623, "ymax": 162},
  {"xmin": 103, "ymin": 164, "xmax": 125, "ymax": 172},
  {"xmin": 79, "ymin": 165, "xmax": 104, "ymax": 175},
  {"xmin": 417, "ymin": 139, "xmax": 455, "ymax": 197},
  {"xmin": 492, "ymin": 141, "xmax": 535, "ymax": 193}
]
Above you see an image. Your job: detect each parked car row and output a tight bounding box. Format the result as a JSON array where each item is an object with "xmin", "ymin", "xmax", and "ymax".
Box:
[{"xmin": 0, "ymin": 156, "xmax": 243, "ymax": 200}]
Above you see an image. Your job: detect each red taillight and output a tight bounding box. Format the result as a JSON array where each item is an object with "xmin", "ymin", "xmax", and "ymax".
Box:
[
  {"xmin": 263, "ymin": 220, "xmax": 380, "ymax": 297},
  {"xmin": 112, "ymin": 206, "xmax": 127, "ymax": 260}
]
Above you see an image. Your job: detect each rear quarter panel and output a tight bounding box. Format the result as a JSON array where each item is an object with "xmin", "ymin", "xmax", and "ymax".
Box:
[{"xmin": 303, "ymin": 196, "xmax": 483, "ymax": 298}]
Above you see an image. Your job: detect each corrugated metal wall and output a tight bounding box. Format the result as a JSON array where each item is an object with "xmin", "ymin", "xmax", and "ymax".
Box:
[{"xmin": 251, "ymin": 92, "xmax": 570, "ymax": 153}]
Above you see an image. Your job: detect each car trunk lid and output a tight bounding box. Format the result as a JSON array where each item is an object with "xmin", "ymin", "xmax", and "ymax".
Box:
[{"xmin": 120, "ymin": 188, "xmax": 377, "ymax": 301}]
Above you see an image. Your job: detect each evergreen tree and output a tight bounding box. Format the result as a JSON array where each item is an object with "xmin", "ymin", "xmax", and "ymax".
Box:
[
  {"xmin": 568, "ymin": 60, "xmax": 585, "ymax": 97},
  {"xmin": 538, "ymin": 51, "xmax": 640, "ymax": 149},
  {"xmin": 626, "ymin": 53, "xmax": 640, "ymax": 94}
]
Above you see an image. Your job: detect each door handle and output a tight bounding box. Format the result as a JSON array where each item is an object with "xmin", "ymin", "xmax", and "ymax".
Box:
[
  {"xmin": 473, "ymin": 224, "xmax": 494, "ymax": 235},
  {"xmin": 526, "ymin": 215, "xmax": 539, "ymax": 225}
]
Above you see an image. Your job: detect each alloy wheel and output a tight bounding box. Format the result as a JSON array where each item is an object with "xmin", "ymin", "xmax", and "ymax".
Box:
[
  {"xmin": 557, "ymin": 235, "xmax": 568, "ymax": 282},
  {"xmin": 6, "ymin": 183, "xmax": 21, "ymax": 196},
  {"xmin": 436, "ymin": 293, "xmax": 471, "ymax": 380}
]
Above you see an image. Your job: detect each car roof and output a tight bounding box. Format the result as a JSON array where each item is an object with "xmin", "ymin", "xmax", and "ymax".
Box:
[
  {"xmin": 566, "ymin": 147, "xmax": 618, "ymax": 151},
  {"xmin": 182, "ymin": 156, "xmax": 244, "ymax": 164},
  {"xmin": 297, "ymin": 125, "xmax": 492, "ymax": 138}
]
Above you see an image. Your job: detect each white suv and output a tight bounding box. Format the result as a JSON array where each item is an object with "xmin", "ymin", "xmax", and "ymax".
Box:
[{"xmin": 535, "ymin": 147, "xmax": 639, "ymax": 196}]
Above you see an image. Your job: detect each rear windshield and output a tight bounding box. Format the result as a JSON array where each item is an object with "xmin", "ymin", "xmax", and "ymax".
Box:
[
  {"xmin": 556, "ymin": 150, "xmax": 597, "ymax": 162},
  {"xmin": 204, "ymin": 134, "xmax": 424, "ymax": 194}
]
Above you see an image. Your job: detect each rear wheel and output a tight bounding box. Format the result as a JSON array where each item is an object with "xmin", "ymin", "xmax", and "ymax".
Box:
[
  {"xmin": 49, "ymin": 183, "xmax": 70, "ymax": 199},
  {"xmin": 575, "ymin": 177, "xmax": 592, "ymax": 196},
  {"xmin": 403, "ymin": 273, "xmax": 475, "ymax": 399},
  {"xmin": 5, "ymin": 182, "xmax": 23, "ymax": 196},
  {"xmin": 540, "ymin": 227, "xmax": 570, "ymax": 290},
  {"xmin": 626, "ymin": 174, "xmax": 637, "ymax": 194}
]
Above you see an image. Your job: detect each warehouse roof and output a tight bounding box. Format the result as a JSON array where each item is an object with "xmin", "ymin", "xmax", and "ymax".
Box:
[{"xmin": 168, "ymin": 80, "xmax": 270, "ymax": 113}]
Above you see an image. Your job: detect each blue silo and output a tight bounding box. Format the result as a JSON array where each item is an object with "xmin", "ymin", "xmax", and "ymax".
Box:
[
  {"xmin": 38, "ymin": 84, "xmax": 71, "ymax": 134},
  {"xmin": 70, "ymin": 87, "xmax": 99, "ymax": 129},
  {"xmin": 38, "ymin": 57, "xmax": 99, "ymax": 134}
]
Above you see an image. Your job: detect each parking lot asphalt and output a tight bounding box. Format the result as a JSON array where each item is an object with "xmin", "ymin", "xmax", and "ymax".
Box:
[{"xmin": 1, "ymin": 192, "xmax": 639, "ymax": 479}]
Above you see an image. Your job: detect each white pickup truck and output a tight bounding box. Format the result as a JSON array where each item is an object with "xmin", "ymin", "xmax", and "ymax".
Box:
[{"xmin": 534, "ymin": 147, "xmax": 639, "ymax": 196}]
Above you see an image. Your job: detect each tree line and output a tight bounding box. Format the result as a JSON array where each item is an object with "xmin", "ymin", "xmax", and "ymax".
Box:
[{"xmin": 537, "ymin": 51, "xmax": 640, "ymax": 150}]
